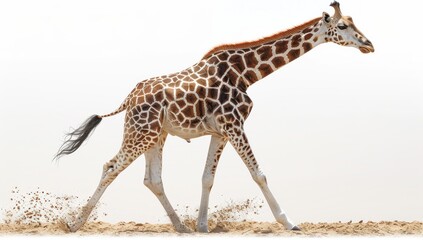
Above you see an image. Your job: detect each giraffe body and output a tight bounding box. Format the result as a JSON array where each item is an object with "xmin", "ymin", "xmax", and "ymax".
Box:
[{"xmin": 56, "ymin": 1, "xmax": 373, "ymax": 233}]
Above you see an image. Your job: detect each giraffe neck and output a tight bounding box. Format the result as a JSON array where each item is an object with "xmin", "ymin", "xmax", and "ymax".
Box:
[{"xmin": 204, "ymin": 18, "xmax": 326, "ymax": 89}]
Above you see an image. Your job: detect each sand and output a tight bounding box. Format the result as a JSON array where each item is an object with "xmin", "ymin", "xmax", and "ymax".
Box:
[
  {"xmin": 1, "ymin": 188, "xmax": 422, "ymax": 236},
  {"xmin": 0, "ymin": 220, "xmax": 422, "ymax": 236}
]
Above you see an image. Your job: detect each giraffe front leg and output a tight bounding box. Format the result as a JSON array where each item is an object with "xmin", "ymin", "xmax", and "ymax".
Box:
[
  {"xmin": 225, "ymin": 127, "xmax": 300, "ymax": 231},
  {"xmin": 143, "ymin": 133, "xmax": 192, "ymax": 233},
  {"xmin": 197, "ymin": 136, "xmax": 227, "ymax": 233}
]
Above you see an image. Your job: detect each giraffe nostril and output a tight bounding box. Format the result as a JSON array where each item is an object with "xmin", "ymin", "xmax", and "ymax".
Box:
[{"xmin": 365, "ymin": 40, "xmax": 372, "ymax": 46}]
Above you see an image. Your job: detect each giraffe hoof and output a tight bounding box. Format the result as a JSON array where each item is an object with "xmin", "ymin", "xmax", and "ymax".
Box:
[
  {"xmin": 58, "ymin": 218, "xmax": 77, "ymax": 233},
  {"xmin": 291, "ymin": 225, "xmax": 301, "ymax": 231},
  {"xmin": 67, "ymin": 223, "xmax": 78, "ymax": 233},
  {"xmin": 175, "ymin": 224, "xmax": 192, "ymax": 233},
  {"xmin": 197, "ymin": 226, "xmax": 208, "ymax": 233}
]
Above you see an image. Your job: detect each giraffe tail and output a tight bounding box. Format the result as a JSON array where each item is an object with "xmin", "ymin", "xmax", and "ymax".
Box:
[
  {"xmin": 54, "ymin": 115, "xmax": 102, "ymax": 161},
  {"xmin": 54, "ymin": 101, "xmax": 128, "ymax": 161},
  {"xmin": 98, "ymin": 100, "xmax": 127, "ymax": 118}
]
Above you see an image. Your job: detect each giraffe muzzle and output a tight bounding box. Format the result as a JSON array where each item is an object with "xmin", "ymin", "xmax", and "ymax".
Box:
[{"xmin": 359, "ymin": 40, "xmax": 374, "ymax": 53}]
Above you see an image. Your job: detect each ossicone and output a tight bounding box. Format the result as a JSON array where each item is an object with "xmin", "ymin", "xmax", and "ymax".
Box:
[{"xmin": 330, "ymin": 1, "xmax": 342, "ymax": 21}]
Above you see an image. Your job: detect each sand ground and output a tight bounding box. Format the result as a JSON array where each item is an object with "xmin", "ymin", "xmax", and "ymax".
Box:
[
  {"xmin": 1, "ymin": 189, "xmax": 421, "ymax": 236},
  {"xmin": 0, "ymin": 221, "xmax": 422, "ymax": 236}
]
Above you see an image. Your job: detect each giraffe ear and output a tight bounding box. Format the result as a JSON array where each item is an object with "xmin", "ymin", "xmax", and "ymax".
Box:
[{"xmin": 322, "ymin": 12, "xmax": 331, "ymax": 23}]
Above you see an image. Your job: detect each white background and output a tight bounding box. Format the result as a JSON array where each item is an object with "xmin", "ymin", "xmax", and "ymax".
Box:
[{"xmin": 0, "ymin": 0, "xmax": 422, "ymax": 224}]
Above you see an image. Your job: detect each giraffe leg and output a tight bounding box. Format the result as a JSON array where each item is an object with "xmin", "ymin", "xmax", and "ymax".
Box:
[
  {"xmin": 197, "ymin": 136, "xmax": 227, "ymax": 233},
  {"xmin": 65, "ymin": 149, "xmax": 141, "ymax": 232},
  {"xmin": 65, "ymin": 114, "xmax": 163, "ymax": 232},
  {"xmin": 225, "ymin": 127, "xmax": 299, "ymax": 231},
  {"xmin": 143, "ymin": 132, "xmax": 192, "ymax": 233}
]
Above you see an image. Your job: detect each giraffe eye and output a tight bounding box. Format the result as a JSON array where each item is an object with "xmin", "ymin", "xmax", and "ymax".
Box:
[{"xmin": 338, "ymin": 24, "xmax": 348, "ymax": 30}]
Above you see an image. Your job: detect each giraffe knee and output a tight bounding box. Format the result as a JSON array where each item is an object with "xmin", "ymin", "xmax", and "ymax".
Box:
[
  {"xmin": 144, "ymin": 178, "xmax": 164, "ymax": 195},
  {"xmin": 143, "ymin": 178, "xmax": 151, "ymax": 188},
  {"xmin": 252, "ymin": 172, "xmax": 267, "ymax": 187},
  {"xmin": 100, "ymin": 161, "xmax": 121, "ymax": 185},
  {"xmin": 103, "ymin": 163, "xmax": 114, "ymax": 174},
  {"xmin": 202, "ymin": 173, "xmax": 214, "ymax": 190},
  {"xmin": 143, "ymin": 178, "xmax": 157, "ymax": 190},
  {"xmin": 102, "ymin": 158, "xmax": 118, "ymax": 174}
]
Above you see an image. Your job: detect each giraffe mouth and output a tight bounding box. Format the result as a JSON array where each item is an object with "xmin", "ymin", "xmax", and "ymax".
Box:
[{"xmin": 359, "ymin": 45, "xmax": 374, "ymax": 54}]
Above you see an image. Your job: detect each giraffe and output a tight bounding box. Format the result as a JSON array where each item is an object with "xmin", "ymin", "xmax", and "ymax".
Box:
[{"xmin": 55, "ymin": 1, "xmax": 373, "ymax": 233}]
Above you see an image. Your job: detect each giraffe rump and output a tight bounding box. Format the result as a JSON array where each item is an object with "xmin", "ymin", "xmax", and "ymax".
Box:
[{"xmin": 54, "ymin": 115, "xmax": 102, "ymax": 160}]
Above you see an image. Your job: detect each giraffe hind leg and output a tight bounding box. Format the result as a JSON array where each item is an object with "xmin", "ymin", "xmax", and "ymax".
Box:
[
  {"xmin": 65, "ymin": 112, "xmax": 163, "ymax": 232},
  {"xmin": 65, "ymin": 150, "xmax": 141, "ymax": 232},
  {"xmin": 197, "ymin": 136, "xmax": 227, "ymax": 233},
  {"xmin": 143, "ymin": 132, "xmax": 192, "ymax": 233}
]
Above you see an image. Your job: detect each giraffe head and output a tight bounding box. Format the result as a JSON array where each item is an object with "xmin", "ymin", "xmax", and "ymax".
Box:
[{"xmin": 321, "ymin": 1, "xmax": 374, "ymax": 53}]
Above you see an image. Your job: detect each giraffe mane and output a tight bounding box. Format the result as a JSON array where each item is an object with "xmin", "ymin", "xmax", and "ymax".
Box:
[{"xmin": 202, "ymin": 17, "xmax": 321, "ymax": 59}]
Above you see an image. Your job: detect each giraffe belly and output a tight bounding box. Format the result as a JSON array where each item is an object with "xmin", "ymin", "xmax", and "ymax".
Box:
[
  {"xmin": 164, "ymin": 126, "xmax": 204, "ymax": 141},
  {"xmin": 163, "ymin": 121, "xmax": 208, "ymax": 141},
  {"xmin": 162, "ymin": 113, "xmax": 221, "ymax": 142}
]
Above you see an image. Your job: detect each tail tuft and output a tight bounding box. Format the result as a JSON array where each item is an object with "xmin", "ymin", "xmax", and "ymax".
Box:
[{"xmin": 54, "ymin": 115, "xmax": 102, "ymax": 161}]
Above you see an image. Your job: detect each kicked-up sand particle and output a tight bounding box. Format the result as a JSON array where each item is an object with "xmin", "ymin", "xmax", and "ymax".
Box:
[{"xmin": 1, "ymin": 187, "xmax": 105, "ymax": 226}]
